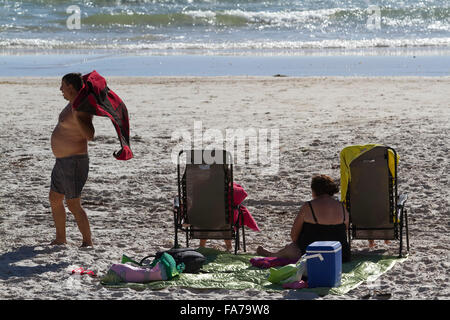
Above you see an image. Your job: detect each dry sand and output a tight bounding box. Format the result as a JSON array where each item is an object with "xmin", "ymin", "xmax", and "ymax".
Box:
[{"xmin": 0, "ymin": 76, "xmax": 449, "ymax": 300}]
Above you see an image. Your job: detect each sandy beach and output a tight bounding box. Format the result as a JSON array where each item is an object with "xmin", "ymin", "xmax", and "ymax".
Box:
[{"xmin": 0, "ymin": 76, "xmax": 449, "ymax": 300}]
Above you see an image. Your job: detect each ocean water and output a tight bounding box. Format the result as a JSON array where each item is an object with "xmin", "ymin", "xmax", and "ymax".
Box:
[{"xmin": 0, "ymin": 0, "xmax": 449, "ymax": 75}]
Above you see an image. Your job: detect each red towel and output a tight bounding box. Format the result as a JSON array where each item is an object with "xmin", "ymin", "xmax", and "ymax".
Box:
[
  {"xmin": 72, "ymin": 70, "xmax": 133, "ymax": 160},
  {"xmin": 232, "ymin": 183, "xmax": 260, "ymax": 232},
  {"xmin": 250, "ymin": 257, "xmax": 298, "ymax": 269}
]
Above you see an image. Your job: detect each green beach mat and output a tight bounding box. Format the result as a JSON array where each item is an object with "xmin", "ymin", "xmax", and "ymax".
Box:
[{"xmin": 101, "ymin": 247, "xmax": 406, "ymax": 296}]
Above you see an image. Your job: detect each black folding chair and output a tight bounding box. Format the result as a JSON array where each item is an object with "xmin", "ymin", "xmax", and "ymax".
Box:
[
  {"xmin": 340, "ymin": 145, "xmax": 410, "ymax": 257},
  {"xmin": 173, "ymin": 150, "xmax": 246, "ymax": 254}
]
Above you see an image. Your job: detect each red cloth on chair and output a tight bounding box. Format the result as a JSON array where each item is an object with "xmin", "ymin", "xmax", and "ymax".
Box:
[{"xmin": 232, "ymin": 183, "xmax": 260, "ymax": 232}]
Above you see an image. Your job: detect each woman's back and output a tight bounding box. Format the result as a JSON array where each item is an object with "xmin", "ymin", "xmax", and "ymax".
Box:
[
  {"xmin": 256, "ymin": 174, "xmax": 352, "ymax": 261},
  {"xmin": 297, "ymin": 197, "xmax": 351, "ymax": 262},
  {"xmin": 303, "ymin": 197, "xmax": 349, "ymax": 226}
]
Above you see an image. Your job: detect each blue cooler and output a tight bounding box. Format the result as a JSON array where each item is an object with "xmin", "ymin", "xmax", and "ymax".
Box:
[{"xmin": 306, "ymin": 241, "xmax": 342, "ymax": 288}]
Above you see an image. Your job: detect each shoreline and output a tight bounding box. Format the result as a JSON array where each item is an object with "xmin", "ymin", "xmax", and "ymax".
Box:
[{"xmin": 1, "ymin": 54, "xmax": 449, "ymax": 77}]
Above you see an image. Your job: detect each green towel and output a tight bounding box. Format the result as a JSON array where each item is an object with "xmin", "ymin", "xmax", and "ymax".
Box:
[{"xmin": 101, "ymin": 247, "xmax": 406, "ymax": 297}]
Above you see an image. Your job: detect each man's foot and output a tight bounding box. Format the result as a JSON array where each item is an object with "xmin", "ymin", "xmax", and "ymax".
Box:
[
  {"xmin": 81, "ymin": 241, "xmax": 93, "ymax": 248},
  {"xmin": 50, "ymin": 239, "xmax": 67, "ymax": 245}
]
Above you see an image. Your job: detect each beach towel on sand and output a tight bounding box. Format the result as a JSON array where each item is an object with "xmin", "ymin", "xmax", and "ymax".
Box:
[
  {"xmin": 101, "ymin": 248, "xmax": 406, "ymax": 297},
  {"xmin": 72, "ymin": 70, "xmax": 133, "ymax": 160}
]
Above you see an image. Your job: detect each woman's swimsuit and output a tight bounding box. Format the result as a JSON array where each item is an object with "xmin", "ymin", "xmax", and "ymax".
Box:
[{"xmin": 296, "ymin": 201, "xmax": 351, "ymax": 262}]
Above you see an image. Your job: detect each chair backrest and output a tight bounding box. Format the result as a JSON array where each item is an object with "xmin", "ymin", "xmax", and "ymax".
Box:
[
  {"xmin": 180, "ymin": 150, "xmax": 233, "ymax": 239},
  {"xmin": 346, "ymin": 146, "xmax": 397, "ymax": 239}
]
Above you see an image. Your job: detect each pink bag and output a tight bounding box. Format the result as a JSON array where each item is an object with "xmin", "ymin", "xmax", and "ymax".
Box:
[{"xmin": 109, "ymin": 262, "xmax": 167, "ymax": 283}]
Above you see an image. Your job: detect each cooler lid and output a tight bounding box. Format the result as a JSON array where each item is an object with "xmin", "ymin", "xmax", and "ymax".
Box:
[{"xmin": 306, "ymin": 241, "xmax": 342, "ymax": 253}]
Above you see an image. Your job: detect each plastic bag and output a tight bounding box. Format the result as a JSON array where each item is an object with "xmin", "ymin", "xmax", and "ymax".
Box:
[{"xmin": 267, "ymin": 254, "xmax": 308, "ymax": 284}]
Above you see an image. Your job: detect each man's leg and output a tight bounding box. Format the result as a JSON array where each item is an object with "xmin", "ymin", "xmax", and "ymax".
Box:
[
  {"xmin": 66, "ymin": 198, "xmax": 93, "ymax": 247},
  {"xmin": 49, "ymin": 190, "xmax": 67, "ymax": 245}
]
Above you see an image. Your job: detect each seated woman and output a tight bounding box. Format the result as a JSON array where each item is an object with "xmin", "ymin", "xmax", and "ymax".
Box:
[{"xmin": 256, "ymin": 174, "xmax": 351, "ymax": 262}]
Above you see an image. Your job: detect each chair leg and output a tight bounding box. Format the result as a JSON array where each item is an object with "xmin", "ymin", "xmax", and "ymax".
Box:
[
  {"xmin": 405, "ymin": 209, "xmax": 410, "ymax": 252},
  {"xmin": 186, "ymin": 230, "xmax": 189, "ymax": 248},
  {"xmin": 235, "ymin": 226, "xmax": 240, "ymax": 255},
  {"xmin": 238, "ymin": 209, "xmax": 246, "ymax": 252},
  {"xmin": 174, "ymin": 224, "xmax": 178, "ymax": 249},
  {"xmin": 348, "ymin": 227, "xmax": 352, "ymax": 254},
  {"xmin": 242, "ymin": 225, "xmax": 246, "ymax": 252},
  {"xmin": 398, "ymin": 208, "xmax": 404, "ymax": 258}
]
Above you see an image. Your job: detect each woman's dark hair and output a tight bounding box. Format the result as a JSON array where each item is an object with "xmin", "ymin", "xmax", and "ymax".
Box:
[
  {"xmin": 62, "ymin": 72, "xmax": 83, "ymax": 91},
  {"xmin": 311, "ymin": 174, "xmax": 339, "ymax": 196}
]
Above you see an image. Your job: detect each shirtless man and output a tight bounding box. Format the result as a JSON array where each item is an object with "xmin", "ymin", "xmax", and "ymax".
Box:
[{"xmin": 49, "ymin": 73, "xmax": 94, "ymax": 247}]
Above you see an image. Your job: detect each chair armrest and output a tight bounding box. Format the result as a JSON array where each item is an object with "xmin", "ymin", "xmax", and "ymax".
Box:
[{"xmin": 398, "ymin": 193, "xmax": 408, "ymax": 208}]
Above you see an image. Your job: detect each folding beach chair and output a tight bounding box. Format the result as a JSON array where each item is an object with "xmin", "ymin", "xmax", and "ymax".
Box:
[
  {"xmin": 340, "ymin": 145, "xmax": 410, "ymax": 257},
  {"xmin": 173, "ymin": 149, "xmax": 246, "ymax": 254}
]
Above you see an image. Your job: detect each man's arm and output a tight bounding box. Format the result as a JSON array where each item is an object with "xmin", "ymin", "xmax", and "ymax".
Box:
[{"xmin": 74, "ymin": 110, "xmax": 95, "ymax": 141}]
